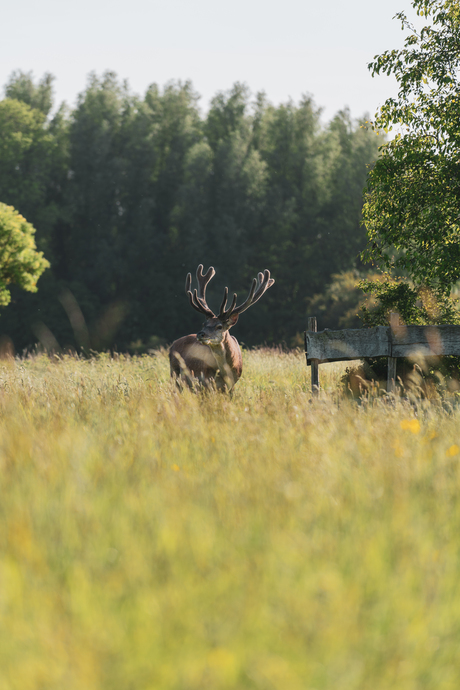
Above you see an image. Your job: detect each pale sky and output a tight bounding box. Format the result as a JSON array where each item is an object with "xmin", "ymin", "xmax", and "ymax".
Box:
[{"xmin": 1, "ymin": 0, "xmax": 417, "ymax": 122}]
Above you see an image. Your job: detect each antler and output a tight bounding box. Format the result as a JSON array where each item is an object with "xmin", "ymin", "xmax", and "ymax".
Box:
[
  {"xmin": 185, "ymin": 265, "xmax": 216, "ymax": 318},
  {"xmin": 186, "ymin": 265, "xmax": 275, "ymax": 322},
  {"xmin": 218, "ymin": 269, "xmax": 275, "ymax": 320}
]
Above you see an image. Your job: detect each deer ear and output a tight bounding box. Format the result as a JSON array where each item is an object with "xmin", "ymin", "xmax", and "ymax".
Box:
[{"xmin": 226, "ymin": 313, "xmax": 239, "ymax": 328}]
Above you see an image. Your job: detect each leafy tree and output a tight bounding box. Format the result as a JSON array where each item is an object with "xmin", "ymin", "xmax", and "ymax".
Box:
[
  {"xmin": 66, "ymin": 74, "xmax": 205, "ymax": 344},
  {"xmin": 0, "ymin": 98, "xmax": 51, "ymax": 218},
  {"xmin": 0, "ymin": 85, "xmax": 69, "ymax": 263},
  {"xmin": 0, "ymin": 204, "xmax": 49, "ymax": 306},
  {"xmin": 204, "ymin": 82, "xmax": 250, "ymax": 152},
  {"xmin": 362, "ymin": 0, "xmax": 460, "ymax": 320},
  {"xmin": 249, "ymin": 98, "xmax": 380, "ymax": 341},
  {"xmin": 359, "ymin": 273, "xmax": 460, "ymax": 326},
  {"xmin": 306, "ymin": 270, "xmax": 380, "ymax": 332},
  {"xmin": 321, "ymin": 109, "xmax": 380, "ymax": 277},
  {"xmin": 0, "ymin": 75, "xmax": 72, "ymax": 349},
  {"xmin": 123, "ymin": 80, "xmax": 204, "ymax": 343},
  {"xmin": 0, "ymin": 70, "xmax": 381, "ymax": 350},
  {"xmin": 4, "ymin": 71, "xmax": 54, "ymax": 117},
  {"xmin": 65, "ymin": 71, "xmax": 132, "ymax": 302}
]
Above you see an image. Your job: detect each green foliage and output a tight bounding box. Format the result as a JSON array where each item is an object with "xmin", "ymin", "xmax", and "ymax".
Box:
[
  {"xmin": 0, "ymin": 95, "xmax": 69, "ymax": 264},
  {"xmin": 0, "ymin": 203, "xmax": 49, "ymax": 306},
  {"xmin": 0, "ymin": 99, "xmax": 48, "ymax": 212},
  {"xmin": 358, "ymin": 273, "xmax": 460, "ymax": 386},
  {"xmin": 4, "ymin": 70, "xmax": 54, "ymax": 117},
  {"xmin": 359, "ymin": 274, "xmax": 460, "ymax": 327},
  {"xmin": 0, "ymin": 70, "xmax": 381, "ymax": 350},
  {"xmin": 358, "ymin": 0, "xmax": 460, "ymax": 385},
  {"xmin": 363, "ymin": 0, "xmax": 460, "ymax": 303},
  {"xmin": 305, "ymin": 270, "xmax": 380, "ymax": 332}
]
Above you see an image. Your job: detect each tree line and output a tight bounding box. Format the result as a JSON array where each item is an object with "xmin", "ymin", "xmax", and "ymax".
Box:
[{"xmin": 0, "ymin": 70, "xmax": 380, "ymax": 351}]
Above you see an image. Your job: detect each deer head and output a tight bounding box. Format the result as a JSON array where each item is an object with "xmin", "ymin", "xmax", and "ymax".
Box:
[{"xmin": 185, "ymin": 265, "xmax": 275, "ymax": 346}]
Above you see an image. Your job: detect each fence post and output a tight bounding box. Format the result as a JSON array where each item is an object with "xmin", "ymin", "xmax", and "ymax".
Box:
[
  {"xmin": 387, "ymin": 312, "xmax": 399, "ymax": 393},
  {"xmin": 307, "ymin": 316, "xmax": 320, "ymax": 395}
]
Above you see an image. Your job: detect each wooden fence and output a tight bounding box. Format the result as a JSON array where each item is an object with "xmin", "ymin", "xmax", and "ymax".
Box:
[{"xmin": 305, "ymin": 314, "xmax": 460, "ymax": 393}]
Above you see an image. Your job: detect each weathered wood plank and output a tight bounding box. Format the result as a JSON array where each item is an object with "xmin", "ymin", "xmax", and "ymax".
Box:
[
  {"xmin": 387, "ymin": 357, "xmax": 397, "ymax": 392},
  {"xmin": 305, "ymin": 322, "xmax": 460, "ymax": 367},
  {"xmin": 308, "ymin": 316, "xmax": 319, "ymax": 394},
  {"xmin": 306, "ymin": 326, "xmax": 390, "ymax": 364},
  {"xmin": 391, "ymin": 325, "xmax": 460, "ymax": 357},
  {"xmin": 387, "ymin": 313, "xmax": 399, "ymax": 393}
]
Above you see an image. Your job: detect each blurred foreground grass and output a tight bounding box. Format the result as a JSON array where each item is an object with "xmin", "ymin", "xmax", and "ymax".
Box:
[{"xmin": 1, "ymin": 349, "xmax": 460, "ymax": 689}]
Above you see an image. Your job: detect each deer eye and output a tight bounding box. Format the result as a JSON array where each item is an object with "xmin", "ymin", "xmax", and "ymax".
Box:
[{"xmin": 216, "ymin": 324, "xmax": 223, "ymax": 330}]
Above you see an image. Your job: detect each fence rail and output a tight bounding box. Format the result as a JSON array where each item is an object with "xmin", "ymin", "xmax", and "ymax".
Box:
[{"xmin": 304, "ymin": 314, "xmax": 460, "ymax": 393}]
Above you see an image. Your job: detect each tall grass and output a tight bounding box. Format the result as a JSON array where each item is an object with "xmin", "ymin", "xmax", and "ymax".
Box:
[{"xmin": 1, "ymin": 349, "xmax": 460, "ymax": 689}]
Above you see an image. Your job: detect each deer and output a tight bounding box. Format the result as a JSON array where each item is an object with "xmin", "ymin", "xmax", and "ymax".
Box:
[{"xmin": 169, "ymin": 265, "xmax": 274, "ymax": 391}]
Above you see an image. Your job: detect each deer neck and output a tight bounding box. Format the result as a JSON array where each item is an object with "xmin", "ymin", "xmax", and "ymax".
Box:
[{"xmin": 207, "ymin": 333, "xmax": 239, "ymax": 388}]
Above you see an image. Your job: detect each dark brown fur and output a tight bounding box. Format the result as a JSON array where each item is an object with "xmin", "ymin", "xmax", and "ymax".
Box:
[{"xmin": 169, "ymin": 331, "xmax": 243, "ymax": 390}]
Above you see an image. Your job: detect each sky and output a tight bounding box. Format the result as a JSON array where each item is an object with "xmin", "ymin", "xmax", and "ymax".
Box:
[{"xmin": 1, "ymin": 0, "xmax": 418, "ymax": 123}]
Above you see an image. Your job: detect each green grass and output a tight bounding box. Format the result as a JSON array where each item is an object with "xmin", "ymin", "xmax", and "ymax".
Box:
[{"xmin": 1, "ymin": 349, "xmax": 460, "ymax": 689}]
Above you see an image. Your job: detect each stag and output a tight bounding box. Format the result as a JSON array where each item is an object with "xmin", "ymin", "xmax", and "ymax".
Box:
[{"xmin": 169, "ymin": 265, "xmax": 274, "ymax": 391}]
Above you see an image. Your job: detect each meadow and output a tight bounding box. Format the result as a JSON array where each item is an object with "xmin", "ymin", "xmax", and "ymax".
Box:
[{"xmin": 1, "ymin": 348, "xmax": 460, "ymax": 690}]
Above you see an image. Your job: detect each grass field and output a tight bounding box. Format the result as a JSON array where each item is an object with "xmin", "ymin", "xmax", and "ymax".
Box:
[{"xmin": 1, "ymin": 348, "xmax": 460, "ymax": 690}]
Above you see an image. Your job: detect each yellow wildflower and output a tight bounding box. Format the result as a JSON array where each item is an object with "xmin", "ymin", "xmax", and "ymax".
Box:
[{"xmin": 400, "ymin": 419, "xmax": 421, "ymax": 434}]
